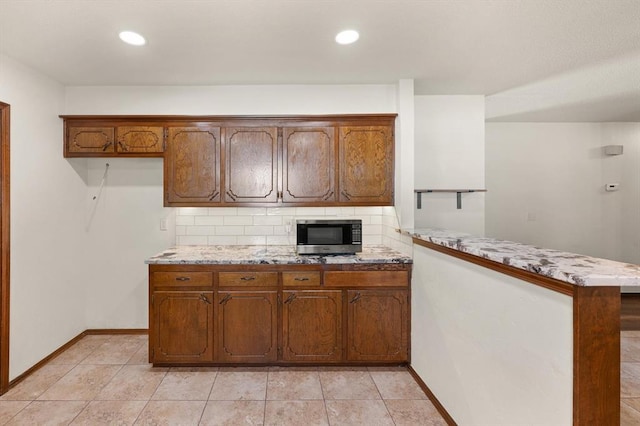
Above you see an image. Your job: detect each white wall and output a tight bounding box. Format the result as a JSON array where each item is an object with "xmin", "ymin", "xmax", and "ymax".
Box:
[
  {"xmin": 84, "ymin": 158, "xmax": 174, "ymax": 328},
  {"xmin": 486, "ymin": 122, "xmax": 640, "ymax": 267},
  {"xmin": 64, "ymin": 84, "xmax": 408, "ymax": 329},
  {"xmin": 0, "ymin": 53, "xmax": 89, "ymax": 379},
  {"xmin": 414, "ymin": 96, "xmax": 485, "ymax": 235},
  {"xmin": 412, "ymin": 244, "xmax": 573, "ymax": 425}
]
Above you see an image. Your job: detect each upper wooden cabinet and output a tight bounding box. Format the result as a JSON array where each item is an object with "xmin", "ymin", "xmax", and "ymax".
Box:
[
  {"xmin": 339, "ymin": 126, "xmax": 394, "ymax": 204},
  {"xmin": 224, "ymin": 127, "xmax": 279, "ymax": 203},
  {"xmin": 61, "ymin": 115, "xmax": 395, "ymax": 207},
  {"xmin": 282, "ymin": 127, "xmax": 336, "ymax": 203},
  {"xmin": 62, "ymin": 117, "xmax": 165, "ymax": 157},
  {"xmin": 116, "ymin": 126, "xmax": 164, "ymax": 154},
  {"xmin": 67, "ymin": 126, "xmax": 115, "ymax": 154},
  {"xmin": 165, "ymin": 126, "xmax": 221, "ymax": 205}
]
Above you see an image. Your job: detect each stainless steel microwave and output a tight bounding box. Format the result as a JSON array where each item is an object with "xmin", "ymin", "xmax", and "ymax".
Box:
[{"xmin": 296, "ymin": 219, "xmax": 362, "ymax": 255}]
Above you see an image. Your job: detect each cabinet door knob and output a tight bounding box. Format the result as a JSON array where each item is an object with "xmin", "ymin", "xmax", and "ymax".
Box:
[
  {"xmin": 284, "ymin": 293, "xmax": 296, "ymax": 304},
  {"xmin": 219, "ymin": 294, "xmax": 232, "ymax": 305},
  {"xmin": 200, "ymin": 294, "xmax": 211, "ymax": 304},
  {"xmin": 102, "ymin": 141, "xmax": 113, "ymax": 151},
  {"xmin": 350, "ymin": 292, "xmax": 362, "ymax": 303}
]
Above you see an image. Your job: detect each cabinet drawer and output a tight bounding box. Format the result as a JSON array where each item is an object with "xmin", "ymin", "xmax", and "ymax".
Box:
[
  {"xmin": 282, "ymin": 271, "xmax": 321, "ymax": 287},
  {"xmin": 324, "ymin": 271, "xmax": 408, "ymax": 287},
  {"xmin": 152, "ymin": 272, "xmax": 213, "ymax": 287},
  {"xmin": 219, "ymin": 272, "xmax": 278, "ymax": 287}
]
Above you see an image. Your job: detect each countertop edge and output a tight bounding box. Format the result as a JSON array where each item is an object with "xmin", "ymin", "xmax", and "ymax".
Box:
[{"xmin": 404, "ymin": 228, "xmax": 640, "ymax": 287}]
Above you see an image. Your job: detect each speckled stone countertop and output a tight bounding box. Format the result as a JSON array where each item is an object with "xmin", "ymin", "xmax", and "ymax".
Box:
[
  {"xmin": 145, "ymin": 245, "xmax": 412, "ymax": 265},
  {"xmin": 404, "ymin": 228, "xmax": 640, "ymax": 287}
]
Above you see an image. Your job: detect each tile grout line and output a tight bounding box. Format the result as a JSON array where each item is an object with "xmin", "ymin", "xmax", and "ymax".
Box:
[
  {"xmin": 368, "ymin": 368, "xmax": 398, "ymax": 426},
  {"xmin": 316, "ymin": 369, "xmax": 331, "ymax": 426},
  {"xmin": 264, "ymin": 368, "xmax": 269, "ymax": 423}
]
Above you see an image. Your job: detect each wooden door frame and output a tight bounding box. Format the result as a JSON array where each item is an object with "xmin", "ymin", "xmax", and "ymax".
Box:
[{"xmin": 0, "ymin": 102, "xmax": 10, "ymax": 394}]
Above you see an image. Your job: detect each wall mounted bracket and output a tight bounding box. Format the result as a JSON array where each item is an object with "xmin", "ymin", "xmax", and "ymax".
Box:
[{"xmin": 415, "ymin": 189, "xmax": 487, "ymax": 210}]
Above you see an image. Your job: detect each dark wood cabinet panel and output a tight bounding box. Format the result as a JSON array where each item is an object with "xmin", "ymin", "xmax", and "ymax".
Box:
[
  {"xmin": 324, "ymin": 271, "xmax": 409, "ymax": 287},
  {"xmin": 224, "ymin": 127, "xmax": 278, "ymax": 203},
  {"xmin": 282, "ymin": 290, "xmax": 342, "ymax": 362},
  {"xmin": 152, "ymin": 272, "xmax": 213, "ymax": 288},
  {"xmin": 67, "ymin": 127, "xmax": 115, "ymax": 154},
  {"xmin": 165, "ymin": 126, "xmax": 221, "ymax": 205},
  {"xmin": 347, "ymin": 289, "xmax": 408, "ymax": 362},
  {"xmin": 62, "ymin": 115, "xmax": 396, "ymax": 206},
  {"xmin": 282, "ymin": 127, "xmax": 336, "ymax": 203},
  {"xmin": 152, "ymin": 291, "xmax": 214, "ymax": 363},
  {"xmin": 218, "ymin": 272, "xmax": 278, "ymax": 288},
  {"xmin": 148, "ymin": 263, "xmax": 410, "ymax": 366},
  {"xmin": 216, "ymin": 290, "xmax": 278, "ymax": 362},
  {"xmin": 282, "ymin": 271, "xmax": 321, "ymax": 287},
  {"xmin": 339, "ymin": 126, "xmax": 394, "ymax": 204},
  {"xmin": 116, "ymin": 126, "xmax": 164, "ymax": 153}
]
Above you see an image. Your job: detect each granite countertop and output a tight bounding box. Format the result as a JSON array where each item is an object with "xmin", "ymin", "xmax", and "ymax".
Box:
[
  {"xmin": 146, "ymin": 245, "xmax": 412, "ymax": 265},
  {"xmin": 403, "ymin": 228, "xmax": 640, "ymax": 287}
]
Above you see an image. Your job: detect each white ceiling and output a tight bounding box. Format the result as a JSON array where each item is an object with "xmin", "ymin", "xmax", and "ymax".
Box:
[{"xmin": 1, "ymin": 0, "xmax": 639, "ymax": 121}]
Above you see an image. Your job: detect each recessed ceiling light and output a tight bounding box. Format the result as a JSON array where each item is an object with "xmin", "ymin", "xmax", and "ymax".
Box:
[
  {"xmin": 119, "ymin": 31, "xmax": 146, "ymax": 46},
  {"xmin": 335, "ymin": 30, "xmax": 359, "ymax": 45}
]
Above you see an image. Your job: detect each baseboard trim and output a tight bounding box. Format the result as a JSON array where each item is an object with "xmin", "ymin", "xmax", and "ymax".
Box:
[
  {"xmin": 5, "ymin": 328, "xmax": 148, "ymax": 393},
  {"xmin": 408, "ymin": 365, "xmax": 457, "ymax": 426},
  {"xmin": 85, "ymin": 328, "xmax": 148, "ymax": 335}
]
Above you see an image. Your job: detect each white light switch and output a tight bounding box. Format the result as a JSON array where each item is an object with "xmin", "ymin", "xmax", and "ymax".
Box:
[{"xmin": 160, "ymin": 218, "xmax": 168, "ymax": 231}]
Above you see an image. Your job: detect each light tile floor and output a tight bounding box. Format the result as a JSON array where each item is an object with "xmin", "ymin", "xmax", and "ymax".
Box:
[
  {"xmin": 622, "ymin": 330, "xmax": 640, "ymax": 425},
  {"xmin": 4, "ymin": 331, "xmax": 640, "ymax": 425},
  {"xmin": 0, "ymin": 334, "xmax": 446, "ymax": 425}
]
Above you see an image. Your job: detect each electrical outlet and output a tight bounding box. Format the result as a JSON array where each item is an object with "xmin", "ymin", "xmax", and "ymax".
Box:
[{"xmin": 160, "ymin": 218, "xmax": 168, "ymax": 231}]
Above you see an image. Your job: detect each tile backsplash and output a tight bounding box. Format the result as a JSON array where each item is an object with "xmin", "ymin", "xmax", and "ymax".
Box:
[{"xmin": 175, "ymin": 206, "xmax": 413, "ymax": 255}]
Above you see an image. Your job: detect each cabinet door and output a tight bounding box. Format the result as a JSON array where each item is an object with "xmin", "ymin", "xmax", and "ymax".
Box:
[
  {"xmin": 224, "ymin": 127, "xmax": 278, "ymax": 203},
  {"xmin": 151, "ymin": 291, "xmax": 214, "ymax": 363},
  {"xmin": 282, "ymin": 290, "xmax": 343, "ymax": 362},
  {"xmin": 217, "ymin": 291, "xmax": 278, "ymax": 362},
  {"xmin": 67, "ymin": 126, "xmax": 115, "ymax": 154},
  {"xmin": 339, "ymin": 126, "xmax": 393, "ymax": 204},
  {"xmin": 282, "ymin": 127, "xmax": 336, "ymax": 203},
  {"xmin": 165, "ymin": 126, "xmax": 221, "ymax": 205},
  {"xmin": 347, "ymin": 289, "xmax": 408, "ymax": 362},
  {"xmin": 116, "ymin": 126, "xmax": 164, "ymax": 154}
]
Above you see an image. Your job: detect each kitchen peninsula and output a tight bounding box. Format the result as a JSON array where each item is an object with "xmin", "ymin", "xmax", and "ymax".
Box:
[
  {"xmin": 406, "ymin": 228, "xmax": 640, "ymax": 426},
  {"xmin": 146, "ymin": 245, "xmax": 412, "ymax": 366}
]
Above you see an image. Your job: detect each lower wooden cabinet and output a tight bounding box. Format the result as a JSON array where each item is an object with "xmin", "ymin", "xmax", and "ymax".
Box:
[
  {"xmin": 346, "ymin": 289, "xmax": 408, "ymax": 362},
  {"xmin": 151, "ymin": 291, "xmax": 214, "ymax": 363},
  {"xmin": 149, "ymin": 264, "xmax": 410, "ymax": 365},
  {"xmin": 282, "ymin": 290, "xmax": 342, "ymax": 362},
  {"xmin": 216, "ymin": 291, "xmax": 278, "ymax": 362}
]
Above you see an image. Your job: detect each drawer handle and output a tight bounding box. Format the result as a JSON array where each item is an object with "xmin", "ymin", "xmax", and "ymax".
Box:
[
  {"xmin": 240, "ymin": 276, "xmax": 256, "ymax": 281},
  {"xmin": 219, "ymin": 294, "xmax": 232, "ymax": 305},
  {"xmin": 199, "ymin": 294, "xmax": 211, "ymax": 304},
  {"xmin": 350, "ymin": 292, "xmax": 362, "ymax": 304},
  {"xmin": 175, "ymin": 277, "xmax": 191, "ymax": 282},
  {"xmin": 294, "ymin": 277, "xmax": 310, "ymax": 281},
  {"xmin": 284, "ymin": 293, "xmax": 296, "ymax": 304}
]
